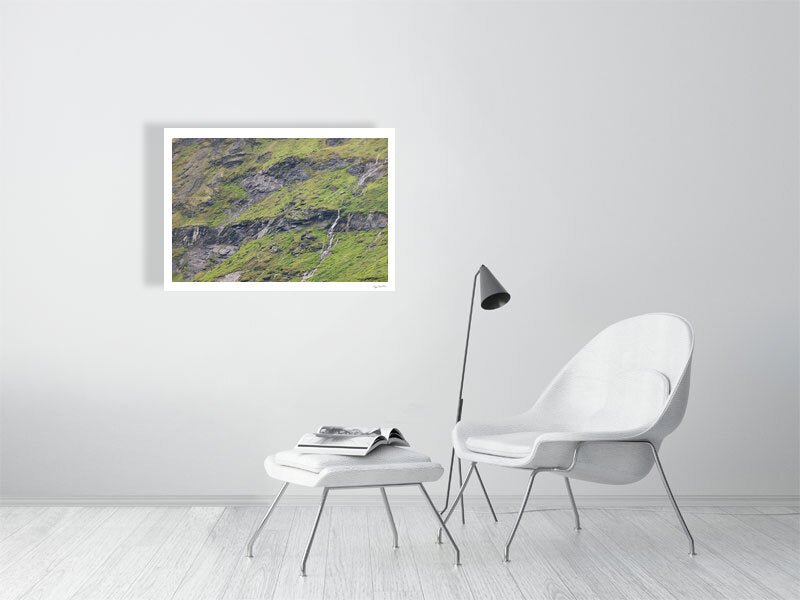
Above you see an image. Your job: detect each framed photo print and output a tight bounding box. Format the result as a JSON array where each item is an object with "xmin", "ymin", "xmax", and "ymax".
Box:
[{"xmin": 164, "ymin": 128, "xmax": 394, "ymax": 291}]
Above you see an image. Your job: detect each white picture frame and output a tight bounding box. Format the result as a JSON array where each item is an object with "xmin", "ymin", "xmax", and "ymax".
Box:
[{"xmin": 164, "ymin": 127, "xmax": 395, "ymax": 291}]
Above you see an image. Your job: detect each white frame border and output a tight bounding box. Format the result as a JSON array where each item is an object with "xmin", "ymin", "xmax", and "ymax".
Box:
[{"xmin": 163, "ymin": 127, "xmax": 395, "ymax": 291}]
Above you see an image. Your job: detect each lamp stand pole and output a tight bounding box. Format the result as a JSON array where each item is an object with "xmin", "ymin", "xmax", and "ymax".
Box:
[{"xmin": 440, "ymin": 270, "xmax": 499, "ymax": 524}]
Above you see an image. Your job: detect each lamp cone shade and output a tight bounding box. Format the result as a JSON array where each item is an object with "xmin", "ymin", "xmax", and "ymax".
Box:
[{"xmin": 479, "ymin": 265, "xmax": 511, "ymax": 310}]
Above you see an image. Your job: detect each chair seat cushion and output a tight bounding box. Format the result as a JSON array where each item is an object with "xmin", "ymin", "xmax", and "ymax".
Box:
[
  {"xmin": 265, "ymin": 445, "xmax": 444, "ymax": 488},
  {"xmin": 465, "ymin": 432, "xmax": 542, "ymax": 458}
]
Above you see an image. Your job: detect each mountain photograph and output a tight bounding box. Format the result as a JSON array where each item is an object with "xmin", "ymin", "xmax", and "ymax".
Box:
[{"xmin": 170, "ymin": 136, "xmax": 390, "ymax": 284}]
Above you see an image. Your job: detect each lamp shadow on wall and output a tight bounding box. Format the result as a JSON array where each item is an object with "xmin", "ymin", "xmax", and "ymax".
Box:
[{"xmin": 142, "ymin": 121, "xmax": 374, "ymax": 287}]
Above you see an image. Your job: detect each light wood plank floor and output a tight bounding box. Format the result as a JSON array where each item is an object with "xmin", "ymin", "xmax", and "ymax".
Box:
[{"xmin": 0, "ymin": 503, "xmax": 797, "ymax": 600}]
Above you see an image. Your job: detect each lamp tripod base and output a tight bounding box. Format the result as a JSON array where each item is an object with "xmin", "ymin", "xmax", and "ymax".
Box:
[
  {"xmin": 439, "ymin": 448, "xmax": 498, "ymax": 524},
  {"xmin": 443, "ymin": 265, "xmax": 508, "ymax": 525}
]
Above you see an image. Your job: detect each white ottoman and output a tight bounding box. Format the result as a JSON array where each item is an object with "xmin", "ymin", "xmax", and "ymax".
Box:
[{"xmin": 245, "ymin": 446, "xmax": 460, "ymax": 575}]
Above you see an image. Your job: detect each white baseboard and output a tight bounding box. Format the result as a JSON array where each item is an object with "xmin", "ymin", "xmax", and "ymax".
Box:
[{"xmin": 1, "ymin": 494, "xmax": 797, "ymax": 507}]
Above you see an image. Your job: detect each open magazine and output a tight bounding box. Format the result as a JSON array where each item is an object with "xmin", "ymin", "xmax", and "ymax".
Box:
[{"xmin": 294, "ymin": 426, "xmax": 410, "ymax": 456}]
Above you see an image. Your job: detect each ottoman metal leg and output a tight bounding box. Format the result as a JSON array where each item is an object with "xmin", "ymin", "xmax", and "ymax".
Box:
[
  {"xmin": 418, "ymin": 483, "xmax": 461, "ymax": 566},
  {"xmin": 380, "ymin": 487, "xmax": 399, "ymax": 549},
  {"xmin": 246, "ymin": 481, "xmax": 289, "ymax": 558},
  {"xmin": 301, "ymin": 488, "xmax": 329, "ymax": 577}
]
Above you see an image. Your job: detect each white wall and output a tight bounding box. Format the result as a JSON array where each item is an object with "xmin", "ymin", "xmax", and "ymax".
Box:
[{"xmin": 1, "ymin": 0, "xmax": 797, "ymax": 500}]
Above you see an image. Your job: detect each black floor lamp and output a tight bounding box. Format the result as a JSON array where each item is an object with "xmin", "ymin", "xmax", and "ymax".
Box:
[{"xmin": 440, "ymin": 264, "xmax": 510, "ymax": 524}]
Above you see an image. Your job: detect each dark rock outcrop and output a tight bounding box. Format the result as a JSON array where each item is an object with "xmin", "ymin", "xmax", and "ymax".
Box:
[
  {"xmin": 316, "ymin": 157, "xmax": 350, "ymax": 170},
  {"xmin": 347, "ymin": 159, "xmax": 388, "ymax": 189},
  {"xmin": 335, "ymin": 212, "xmax": 388, "ymax": 232},
  {"xmin": 265, "ymin": 157, "xmax": 311, "ymax": 185},
  {"xmin": 172, "ymin": 209, "xmax": 388, "ymax": 279},
  {"xmin": 240, "ymin": 172, "xmax": 282, "ymax": 196}
]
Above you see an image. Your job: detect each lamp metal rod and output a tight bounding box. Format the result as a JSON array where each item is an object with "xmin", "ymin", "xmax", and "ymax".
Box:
[
  {"xmin": 441, "ymin": 268, "xmax": 481, "ymax": 515},
  {"xmin": 456, "ymin": 268, "xmax": 480, "ymax": 422}
]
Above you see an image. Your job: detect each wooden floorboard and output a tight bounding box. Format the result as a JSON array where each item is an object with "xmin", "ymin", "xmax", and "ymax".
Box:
[
  {"xmin": 67, "ymin": 507, "xmax": 188, "ymax": 600},
  {"xmin": 482, "ymin": 504, "xmax": 593, "ymax": 600},
  {"xmin": 543, "ymin": 507, "xmax": 664, "ymax": 599},
  {"xmin": 172, "ymin": 507, "xmax": 262, "ymax": 600},
  {"xmin": 0, "ymin": 507, "xmax": 82, "ymax": 573},
  {"xmin": 19, "ymin": 507, "xmax": 150, "ymax": 600},
  {"xmin": 686, "ymin": 510, "xmax": 800, "ymax": 599},
  {"xmin": 754, "ymin": 506, "xmax": 800, "ymax": 537},
  {"xmin": 456, "ymin": 507, "xmax": 524, "ymax": 600},
  {"xmin": 322, "ymin": 506, "xmax": 373, "ymax": 600},
  {"xmin": 0, "ymin": 504, "xmax": 798, "ymax": 600},
  {"xmin": 269, "ymin": 502, "xmax": 331, "ymax": 600},
  {"xmin": 223, "ymin": 506, "xmax": 295, "ymax": 600},
  {"xmin": 0, "ymin": 508, "xmax": 45, "ymax": 544},
  {"xmin": 397, "ymin": 500, "xmax": 475, "ymax": 600},
  {"xmin": 0, "ymin": 507, "xmax": 117, "ymax": 600},
  {"xmin": 120, "ymin": 506, "xmax": 224, "ymax": 600},
  {"xmin": 628, "ymin": 506, "xmax": 780, "ymax": 600},
  {"xmin": 721, "ymin": 506, "xmax": 799, "ymax": 554},
  {"xmin": 366, "ymin": 504, "xmax": 424, "ymax": 600}
]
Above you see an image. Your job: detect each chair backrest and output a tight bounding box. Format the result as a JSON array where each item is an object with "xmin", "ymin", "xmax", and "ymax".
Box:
[{"xmin": 528, "ymin": 313, "xmax": 694, "ymax": 443}]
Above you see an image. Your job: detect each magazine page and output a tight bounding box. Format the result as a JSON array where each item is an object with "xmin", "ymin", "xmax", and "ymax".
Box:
[
  {"xmin": 316, "ymin": 426, "xmax": 408, "ymax": 446},
  {"xmin": 381, "ymin": 428, "xmax": 409, "ymax": 446},
  {"xmin": 316, "ymin": 425, "xmax": 381, "ymax": 437},
  {"xmin": 295, "ymin": 431, "xmax": 388, "ymax": 456},
  {"xmin": 298, "ymin": 433, "xmax": 382, "ymax": 450},
  {"xmin": 298, "ymin": 426, "xmax": 408, "ymax": 454}
]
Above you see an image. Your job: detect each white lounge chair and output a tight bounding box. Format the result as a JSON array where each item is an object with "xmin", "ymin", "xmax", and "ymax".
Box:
[{"xmin": 440, "ymin": 313, "xmax": 697, "ymax": 561}]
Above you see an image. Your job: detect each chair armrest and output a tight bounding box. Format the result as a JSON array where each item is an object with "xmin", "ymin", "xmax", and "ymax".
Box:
[{"xmin": 523, "ymin": 429, "xmax": 654, "ymax": 471}]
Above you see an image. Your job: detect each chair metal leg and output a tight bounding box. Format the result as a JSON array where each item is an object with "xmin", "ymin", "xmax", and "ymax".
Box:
[
  {"xmin": 474, "ymin": 465, "xmax": 498, "ymax": 522},
  {"xmin": 440, "ymin": 447, "xmax": 457, "ymax": 514},
  {"xmin": 648, "ymin": 442, "xmax": 697, "ymax": 556},
  {"xmin": 246, "ymin": 481, "xmax": 289, "ymax": 557},
  {"xmin": 437, "ymin": 462, "xmax": 476, "ymax": 543},
  {"xmin": 564, "ymin": 477, "xmax": 581, "ymax": 530},
  {"xmin": 419, "ymin": 484, "xmax": 461, "ymax": 566},
  {"xmin": 380, "ymin": 487, "xmax": 399, "ymax": 549},
  {"xmin": 300, "ymin": 488, "xmax": 329, "ymax": 576},
  {"xmin": 457, "ymin": 458, "xmax": 465, "ymax": 524},
  {"xmin": 504, "ymin": 470, "xmax": 538, "ymax": 562}
]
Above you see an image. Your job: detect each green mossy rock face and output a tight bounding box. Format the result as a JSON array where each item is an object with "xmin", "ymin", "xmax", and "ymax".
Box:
[{"xmin": 171, "ymin": 137, "xmax": 389, "ymax": 283}]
